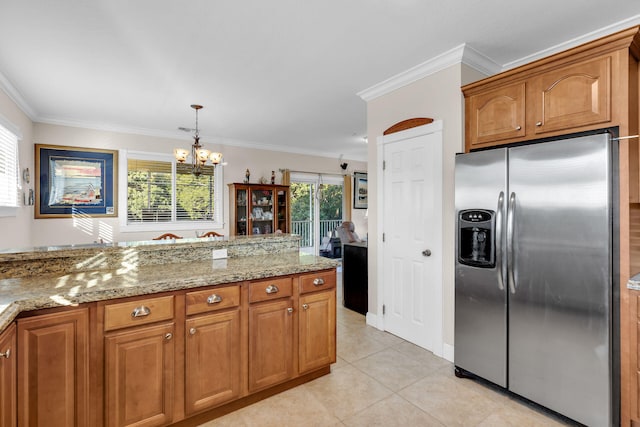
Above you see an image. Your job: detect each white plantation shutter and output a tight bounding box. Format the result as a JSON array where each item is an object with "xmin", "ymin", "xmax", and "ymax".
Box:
[
  {"xmin": 125, "ymin": 155, "xmax": 218, "ymax": 225},
  {"xmin": 127, "ymin": 158, "xmax": 173, "ymax": 223},
  {"xmin": 175, "ymin": 163, "xmax": 214, "ymax": 222},
  {"xmin": 0, "ymin": 123, "xmax": 19, "ymax": 208}
]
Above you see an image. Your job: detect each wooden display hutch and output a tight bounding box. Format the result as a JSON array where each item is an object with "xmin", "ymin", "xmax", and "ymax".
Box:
[{"xmin": 228, "ymin": 183, "xmax": 290, "ymax": 236}]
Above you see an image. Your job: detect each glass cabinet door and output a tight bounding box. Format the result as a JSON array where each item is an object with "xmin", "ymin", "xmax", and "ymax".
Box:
[
  {"xmin": 235, "ymin": 188, "xmax": 248, "ymax": 235},
  {"xmin": 250, "ymin": 188, "xmax": 274, "ymax": 234},
  {"xmin": 276, "ymin": 188, "xmax": 288, "ymax": 233}
]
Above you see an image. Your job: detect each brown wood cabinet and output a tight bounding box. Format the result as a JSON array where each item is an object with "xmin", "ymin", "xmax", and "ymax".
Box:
[
  {"xmin": 104, "ymin": 322, "xmax": 175, "ymax": 427},
  {"xmin": 4, "ymin": 267, "xmax": 336, "ymax": 427},
  {"xmin": 530, "ymin": 56, "xmax": 611, "ymax": 136},
  {"xmin": 248, "ymin": 297, "xmax": 294, "ymax": 392},
  {"xmin": 185, "ymin": 285, "xmax": 242, "ymax": 415},
  {"xmin": 466, "ymin": 82, "xmax": 526, "ymax": 145},
  {"xmin": 228, "ymin": 183, "xmax": 290, "ymax": 236},
  {"xmin": 464, "ymin": 38, "xmax": 621, "ymax": 151},
  {"xmin": 17, "ymin": 309, "xmax": 89, "ymax": 427},
  {"xmin": 0, "ymin": 324, "xmax": 16, "ymax": 427},
  {"xmin": 298, "ymin": 271, "xmax": 336, "ymax": 374},
  {"xmin": 102, "ymin": 293, "xmax": 177, "ymax": 427}
]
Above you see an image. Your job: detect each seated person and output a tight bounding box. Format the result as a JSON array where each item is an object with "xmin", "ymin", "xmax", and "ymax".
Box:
[{"xmin": 336, "ymin": 221, "xmax": 361, "ymax": 243}]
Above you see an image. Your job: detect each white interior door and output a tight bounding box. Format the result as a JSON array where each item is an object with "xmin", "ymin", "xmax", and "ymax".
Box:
[{"xmin": 379, "ymin": 122, "xmax": 443, "ymax": 352}]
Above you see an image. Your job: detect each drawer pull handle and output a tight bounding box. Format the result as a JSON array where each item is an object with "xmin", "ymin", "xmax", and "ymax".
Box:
[
  {"xmin": 302, "ymin": 304, "xmax": 309, "ymax": 310},
  {"xmin": 515, "ymin": 125, "xmax": 521, "ymax": 131},
  {"xmin": 131, "ymin": 306, "xmax": 151, "ymax": 318},
  {"xmin": 0, "ymin": 349, "xmax": 10, "ymax": 359},
  {"xmin": 535, "ymin": 121, "xmax": 542, "ymax": 127},
  {"xmin": 313, "ymin": 278, "xmax": 325, "ymax": 286},
  {"xmin": 207, "ymin": 294, "xmax": 222, "ymax": 304},
  {"xmin": 165, "ymin": 333, "xmax": 173, "ymax": 341},
  {"xmin": 287, "ymin": 307, "xmax": 293, "ymax": 314},
  {"xmin": 266, "ymin": 285, "xmax": 279, "ymax": 294}
]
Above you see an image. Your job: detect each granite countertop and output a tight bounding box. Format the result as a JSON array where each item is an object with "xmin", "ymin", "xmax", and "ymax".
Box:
[{"xmin": 0, "ymin": 252, "xmax": 338, "ymax": 332}]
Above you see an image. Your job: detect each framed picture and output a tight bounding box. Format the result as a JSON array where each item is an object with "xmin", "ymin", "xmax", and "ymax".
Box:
[
  {"xmin": 353, "ymin": 171, "xmax": 368, "ymax": 209},
  {"xmin": 35, "ymin": 144, "xmax": 118, "ymax": 218}
]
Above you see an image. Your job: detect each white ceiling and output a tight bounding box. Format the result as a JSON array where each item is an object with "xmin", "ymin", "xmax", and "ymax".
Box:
[{"xmin": 1, "ymin": 1, "xmax": 639, "ymax": 162}]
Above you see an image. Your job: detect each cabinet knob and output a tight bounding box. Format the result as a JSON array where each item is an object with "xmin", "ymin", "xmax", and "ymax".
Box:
[
  {"xmin": 266, "ymin": 284, "xmax": 279, "ymax": 294},
  {"xmin": 535, "ymin": 121, "xmax": 542, "ymax": 127},
  {"xmin": 189, "ymin": 328, "xmax": 197, "ymax": 335},
  {"xmin": 165, "ymin": 333, "xmax": 173, "ymax": 341},
  {"xmin": 515, "ymin": 125, "xmax": 522, "ymax": 131},
  {"xmin": 302, "ymin": 304, "xmax": 309, "ymax": 310},
  {"xmin": 0, "ymin": 349, "xmax": 10, "ymax": 359},
  {"xmin": 207, "ymin": 294, "xmax": 222, "ymax": 304},
  {"xmin": 312, "ymin": 278, "xmax": 325, "ymax": 286},
  {"xmin": 131, "ymin": 306, "xmax": 151, "ymax": 318},
  {"xmin": 287, "ymin": 307, "xmax": 293, "ymax": 314}
]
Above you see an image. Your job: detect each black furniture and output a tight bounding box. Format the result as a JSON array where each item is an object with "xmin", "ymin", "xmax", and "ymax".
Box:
[{"xmin": 342, "ymin": 242, "xmax": 367, "ymax": 315}]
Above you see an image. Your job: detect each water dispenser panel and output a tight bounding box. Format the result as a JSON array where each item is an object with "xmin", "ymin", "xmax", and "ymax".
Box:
[{"xmin": 458, "ymin": 209, "xmax": 495, "ymax": 268}]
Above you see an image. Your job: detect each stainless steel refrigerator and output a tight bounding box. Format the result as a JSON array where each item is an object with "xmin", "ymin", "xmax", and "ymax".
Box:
[{"xmin": 454, "ymin": 132, "xmax": 617, "ymax": 426}]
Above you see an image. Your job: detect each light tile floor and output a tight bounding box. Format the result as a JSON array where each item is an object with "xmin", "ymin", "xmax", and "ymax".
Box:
[{"xmin": 200, "ymin": 274, "xmax": 573, "ymax": 427}]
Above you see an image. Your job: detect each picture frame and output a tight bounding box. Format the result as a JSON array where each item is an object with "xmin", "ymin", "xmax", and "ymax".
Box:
[
  {"xmin": 35, "ymin": 144, "xmax": 118, "ymax": 218},
  {"xmin": 353, "ymin": 171, "xmax": 368, "ymax": 209}
]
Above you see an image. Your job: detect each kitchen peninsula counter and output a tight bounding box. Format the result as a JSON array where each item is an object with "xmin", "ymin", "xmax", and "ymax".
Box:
[
  {"xmin": 0, "ymin": 234, "xmax": 339, "ymax": 426},
  {"xmin": 0, "ymin": 234, "xmax": 337, "ymax": 332}
]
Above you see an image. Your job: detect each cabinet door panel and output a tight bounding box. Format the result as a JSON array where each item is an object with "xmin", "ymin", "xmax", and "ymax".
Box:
[
  {"xmin": 0, "ymin": 324, "xmax": 16, "ymax": 427},
  {"xmin": 17, "ymin": 309, "xmax": 89, "ymax": 427},
  {"xmin": 105, "ymin": 323, "xmax": 174, "ymax": 427},
  {"xmin": 185, "ymin": 310, "xmax": 241, "ymax": 415},
  {"xmin": 532, "ymin": 56, "xmax": 611, "ymax": 135},
  {"xmin": 299, "ymin": 290, "xmax": 336, "ymax": 374},
  {"xmin": 248, "ymin": 299, "xmax": 293, "ymax": 392},
  {"xmin": 468, "ymin": 83, "xmax": 526, "ymax": 146}
]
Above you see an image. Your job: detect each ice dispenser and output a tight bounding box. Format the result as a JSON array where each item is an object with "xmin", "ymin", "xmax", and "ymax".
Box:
[{"xmin": 458, "ymin": 209, "xmax": 495, "ymax": 268}]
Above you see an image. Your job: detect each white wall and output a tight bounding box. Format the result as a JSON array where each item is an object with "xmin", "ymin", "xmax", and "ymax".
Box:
[
  {"xmin": 22, "ymin": 123, "xmax": 366, "ymax": 247},
  {"xmin": 0, "ymin": 93, "xmax": 366, "ymax": 249},
  {"xmin": 0, "ymin": 90, "xmax": 34, "ymax": 249},
  {"xmin": 365, "ymin": 63, "xmax": 487, "ymax": 348}
]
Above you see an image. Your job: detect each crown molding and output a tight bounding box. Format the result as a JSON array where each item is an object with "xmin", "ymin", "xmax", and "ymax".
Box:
[
  {"xmin": 502, "ymin": 14, "xmax": 640, "ymax": 70},
  {"xmin": 460, "ymin": 44, "xmax": 502, "ymax": 76},
  {"xmin": 36, "ymin": 116, "xmax": 367, "ymax": 162},
  {"xmin": 0, "ymin": 70, "xmax": 37, "ymax": 120},
  {"xmin": 357, "ymin": 43, "xmax": 501, "ymax": 102}
]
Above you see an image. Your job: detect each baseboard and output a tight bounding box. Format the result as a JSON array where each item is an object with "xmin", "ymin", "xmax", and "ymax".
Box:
[
  {"xmin": 365, "ymin": 312, "xmax": 379, "ymax": 329},
  {"xmin": 443, "ymin": 343, "xmax": 454, "ymax": 363}
]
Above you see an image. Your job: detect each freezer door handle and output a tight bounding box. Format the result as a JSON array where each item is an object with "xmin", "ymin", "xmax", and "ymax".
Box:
[
  {"xmin": 495, "ymin": 192, "xmax": 505, "ymax": 291},
  {"xmin": 507, "ymin": 192, "xmax": 517, "ymax": 294}
]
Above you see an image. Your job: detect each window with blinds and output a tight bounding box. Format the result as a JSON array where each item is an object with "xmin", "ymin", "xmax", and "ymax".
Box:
[
  {"xmin": 127, "ymin": 158, "xmax": 216, "ymax": 223},
  {"xmin": 0, "ymin": 123, "xmax": 18, "ymax": 208}
]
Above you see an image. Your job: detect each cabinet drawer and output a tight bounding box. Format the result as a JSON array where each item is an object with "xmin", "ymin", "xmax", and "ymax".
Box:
[
  {"xmin": 299, "ymin": 270, "xmax": 336, "ymax": 294},
  {"xmin": 249, "ymin": 277, "xmax": 292, "ymax": 303},
  {"xmin": 186, "ymin": 285, "xmax": 241, "ymax": 316},
  {"xmin": 104, "ymin": 295, "xmax": 174, "ymax": 331}
]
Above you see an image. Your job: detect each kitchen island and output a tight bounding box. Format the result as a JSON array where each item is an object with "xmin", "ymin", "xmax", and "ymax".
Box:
[{"xmin": 0, "ymin": 234, "xmax": 338, "ymax": 427}]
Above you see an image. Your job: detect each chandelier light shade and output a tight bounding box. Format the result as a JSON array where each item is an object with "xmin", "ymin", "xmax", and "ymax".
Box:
[{"xmin": 174, "ymin": 104, "xmax": 223, "ymax": 176}]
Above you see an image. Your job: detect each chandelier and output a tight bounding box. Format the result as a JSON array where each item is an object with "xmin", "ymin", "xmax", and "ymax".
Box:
[{"xmin": 174, "ymin": 104, "xmax": 223, "ymax": 176}]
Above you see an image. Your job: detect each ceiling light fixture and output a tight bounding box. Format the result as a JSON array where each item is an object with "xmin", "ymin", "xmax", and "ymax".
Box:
[{"xmin": 174, "ymin": 104, "xmax": 222, "ymax": 176}]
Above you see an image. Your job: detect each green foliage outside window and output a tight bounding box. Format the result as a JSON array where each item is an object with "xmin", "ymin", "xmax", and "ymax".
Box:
[
  {"xmin": 290, "ymin": 182, "xmax": 342, "ymax": 221},
  {"xmin": 127, "ymin": 159, "xmax": 215, "ymax": 222}
]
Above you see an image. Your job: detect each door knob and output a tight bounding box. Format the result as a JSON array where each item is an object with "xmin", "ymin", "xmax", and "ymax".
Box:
[{"xmin": 422, "ymin": 249, "xmax": 431, "ymax": 257}]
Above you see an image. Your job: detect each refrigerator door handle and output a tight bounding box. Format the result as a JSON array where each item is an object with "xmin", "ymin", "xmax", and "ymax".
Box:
[
  {"xmin": 495, "ymin": 191, "xmax": 505, "ymax": 291},
  {"xmin": 507, "ymin": 192, "xmax": 517, "ymax": 294}
]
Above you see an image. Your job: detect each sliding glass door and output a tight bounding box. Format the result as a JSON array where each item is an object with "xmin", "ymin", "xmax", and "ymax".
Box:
[{"xmin": 290, "ymin": 174, "xmax": 343, "ymax": 255}]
